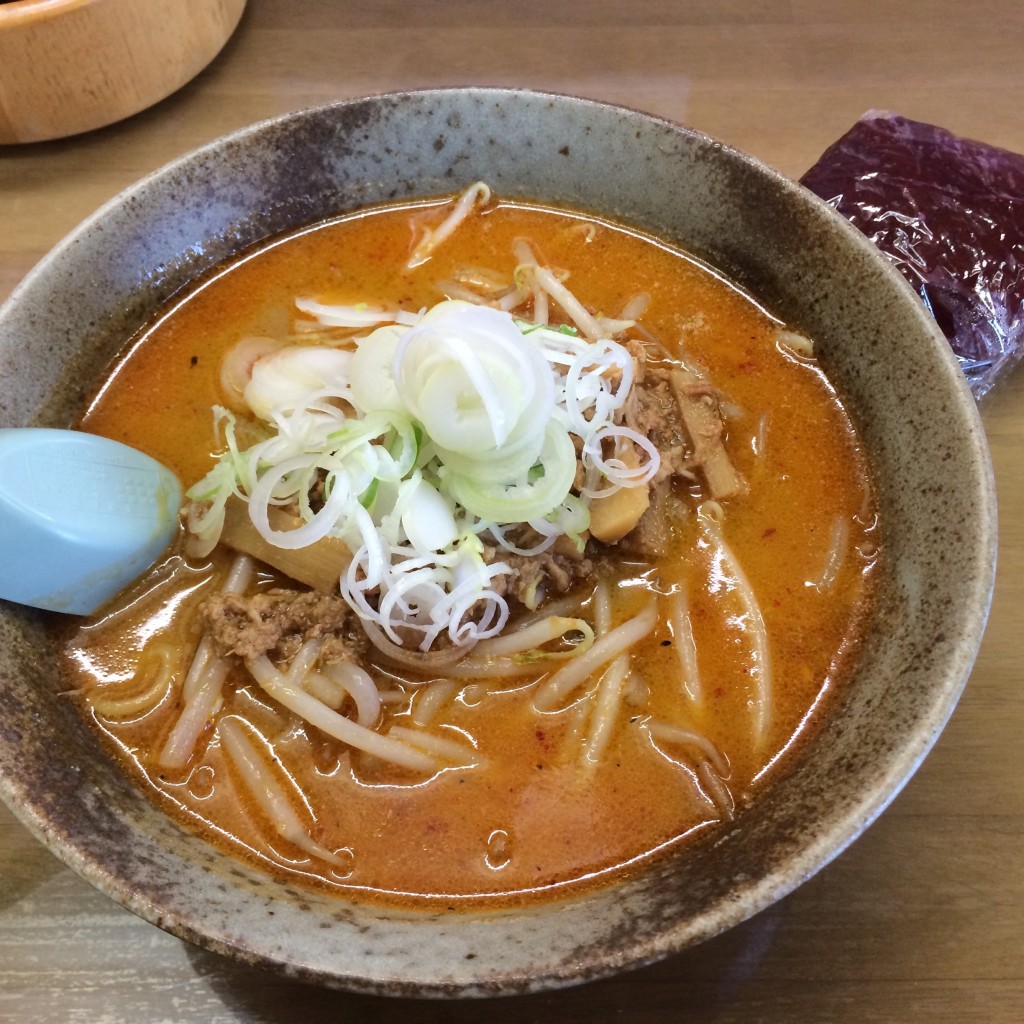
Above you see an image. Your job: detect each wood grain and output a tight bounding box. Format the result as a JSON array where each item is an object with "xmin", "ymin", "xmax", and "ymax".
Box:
[
  {"xmin": 0, "ymin": 0, "xmax": 247, "ymax": 143},
  {"xmin": 1, "ymin": 1, "xmax": 1022, "ymax": 1020}
]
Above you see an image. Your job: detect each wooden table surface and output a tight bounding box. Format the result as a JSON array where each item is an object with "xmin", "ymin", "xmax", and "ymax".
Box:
[{"xmin": 1, "ymin": 1, "xmax": 1021, "ymax": 1020}]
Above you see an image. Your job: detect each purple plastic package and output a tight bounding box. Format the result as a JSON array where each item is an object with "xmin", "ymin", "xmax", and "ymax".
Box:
[{"xmin": 801, "ymin": 110, "xmax": 1024, "ymax": 399}]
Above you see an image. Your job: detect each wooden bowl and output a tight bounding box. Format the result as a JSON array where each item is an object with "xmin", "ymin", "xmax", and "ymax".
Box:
[{"xmin": 0, "ymin": 0, "xmax": 246, "ymax": 144}]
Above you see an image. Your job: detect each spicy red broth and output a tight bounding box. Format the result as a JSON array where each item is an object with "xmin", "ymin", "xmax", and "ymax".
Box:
[{"xmin": 59, "ymin": 194, "xmax": 878, "ymax": 906}]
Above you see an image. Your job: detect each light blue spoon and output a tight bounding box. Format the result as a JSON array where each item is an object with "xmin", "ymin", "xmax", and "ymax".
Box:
[{"xmin": 0, "ymin": 429, "xmax": 182, "ymax": 615}]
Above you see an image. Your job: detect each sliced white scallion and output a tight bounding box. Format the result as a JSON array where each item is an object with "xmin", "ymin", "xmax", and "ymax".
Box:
[
  {"xmin": 444, "ymin": 421, "xmax": 578, "ymax": 524},
  {"xmin": 400, "ymin": 477, "xmax": 459, "ymax": 553},
  {"xmin": 395, "ymin": 301, "xmax": 552, "ymax": 455},
  {"xmin": 349, "ymin": 324, "xmax": 407, "ymax": 414},
  {"xmin": 186, "ymin": 219, "xmax": 661, "ymax": 651},
  {"xmin": 244, "ymin": 346, "xmax": 353, "ymax": 420}
]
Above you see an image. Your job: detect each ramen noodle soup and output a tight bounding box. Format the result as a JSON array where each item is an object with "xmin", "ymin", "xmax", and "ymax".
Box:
[{"xmin": 59, "ymin": 186, "xmax": 878, "ymax": 907}]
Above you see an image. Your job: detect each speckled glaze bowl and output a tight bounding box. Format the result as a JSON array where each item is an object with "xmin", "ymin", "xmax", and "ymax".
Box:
[{"xmin": 0, "ymin": 89, "xmax": 997, "ymax": 996}]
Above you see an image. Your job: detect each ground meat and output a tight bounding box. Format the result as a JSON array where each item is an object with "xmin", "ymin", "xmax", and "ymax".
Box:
[
  {"xmin": 620, "ymin": 373, "xmax": 693, "ymax": 483},
  {"xmin": 201, "ymin": 588, "xmax": 363, "ymax": 664},
  {"xmin": 494, "ymin": 551, "xmax": 595, "ymax": 606},
  {"xmin": 624, "ymin": 337, "xmax": 650, "ymax": 378}
]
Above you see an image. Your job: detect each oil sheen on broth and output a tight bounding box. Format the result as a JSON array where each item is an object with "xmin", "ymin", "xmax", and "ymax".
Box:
[{"xmin": 60, "ymin": 192, "xmax": 878, "ymax": 907}]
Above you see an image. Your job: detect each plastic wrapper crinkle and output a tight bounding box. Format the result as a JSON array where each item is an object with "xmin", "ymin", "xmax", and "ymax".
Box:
[{"xmin": 801, "ymin": 110, "xmax": 1024, "ymax": 399}]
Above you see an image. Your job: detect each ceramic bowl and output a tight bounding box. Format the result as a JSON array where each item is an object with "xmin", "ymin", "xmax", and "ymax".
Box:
[{"xmin": 0, "ymin": 89, "xmax": 997, "ymax": 996}]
